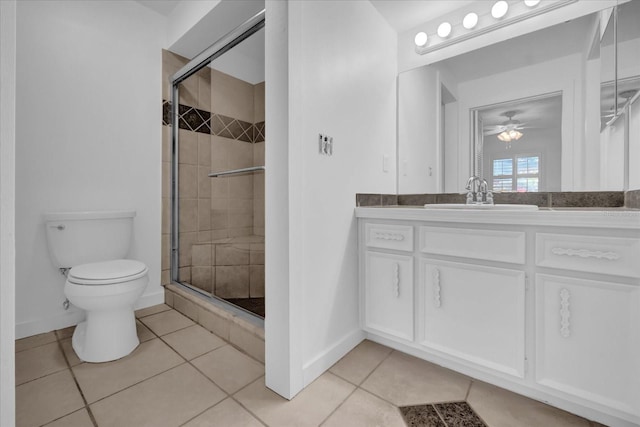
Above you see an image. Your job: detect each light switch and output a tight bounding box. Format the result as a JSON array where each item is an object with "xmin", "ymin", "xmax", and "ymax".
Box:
[{"xmin": 383, "ymin": 155, "xmax": 390, "ymax": 172}]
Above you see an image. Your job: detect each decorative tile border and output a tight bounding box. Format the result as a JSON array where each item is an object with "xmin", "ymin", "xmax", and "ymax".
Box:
[
  {"xmin": 162, "ymin": 100, "xmax": 265, "ymax": 143},
  {"xmin": 400, "ymin": 401, "xmax": 487, "ymax": 427}
]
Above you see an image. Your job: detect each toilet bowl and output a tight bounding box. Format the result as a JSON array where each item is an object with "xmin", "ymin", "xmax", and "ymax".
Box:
[
  {"xmin": 44, "ymin": 210, "xmax": 149, "ymax": 363},
  {"xmin": 65, "ymin": 259, "xmax": 148, "ymax": 362}
]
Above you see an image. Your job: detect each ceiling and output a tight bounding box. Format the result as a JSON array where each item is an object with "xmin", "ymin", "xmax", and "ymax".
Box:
[
  {"xmin": 136, "ymin": 0, "xmax": 181, "ymax": 16},
  {"xmin": 137, "ymin": 0, "xmax": 476, "ymax": 32},
  {"xmin": 478, "ymin": 93, "xmax": 562, "ymax": 135},
  {"xmin": 369, "ymin": 0, "xmax": 477, "ymax": 32}
]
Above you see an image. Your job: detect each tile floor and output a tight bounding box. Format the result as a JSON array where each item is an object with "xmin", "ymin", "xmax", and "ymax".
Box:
[{"xmin": 15, "ymin": 304, "xmax": 604, "ymax": 427}]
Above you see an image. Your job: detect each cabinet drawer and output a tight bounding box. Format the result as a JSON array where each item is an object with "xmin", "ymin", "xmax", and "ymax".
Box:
[
  {"xmin": 365, "ymin": 223, "xmax": 413, "ymax": 252},
  {"xmin": 536, "ymin": 233, "xmax": 640, "ymax": 278},
  {"xmin": 419, "ymin": 226, "xmax": 526, "ymax": 264}
]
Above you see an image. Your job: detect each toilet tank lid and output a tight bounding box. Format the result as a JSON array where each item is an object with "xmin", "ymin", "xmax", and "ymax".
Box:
[
  {"xmin": 44, "ymin": 210, "xmax": 136, "ymax": 221},
  {"xmin": 69, "ymin": 260, "xmax": 147, "ymax": 282}
]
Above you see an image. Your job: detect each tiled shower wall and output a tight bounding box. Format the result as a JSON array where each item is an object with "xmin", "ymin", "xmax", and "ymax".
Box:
[{"xmin": 161, "ymin": 50, "xmax": 265, "ymax": 292}]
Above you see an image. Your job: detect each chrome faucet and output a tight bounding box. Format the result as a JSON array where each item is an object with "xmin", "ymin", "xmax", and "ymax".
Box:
[{"xmin": 465, "ymin": 176, "xmax": 494, "ymax": 205}]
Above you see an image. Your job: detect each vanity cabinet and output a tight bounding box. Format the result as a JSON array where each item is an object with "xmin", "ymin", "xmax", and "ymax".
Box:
[
  {"xmin": 535, "ymin": 274, "xmax": 640, "ymax": 416},
  {"xmin": 356, "ymin": 208, "xmax": 640, "ymax": 427},
  {"xmin": 534, "ymin": 232, "xmax": 640, "ymax": 417},
  {"xmin": 419, "ymin": 260, "xmax": 526, "ymax": 378}
]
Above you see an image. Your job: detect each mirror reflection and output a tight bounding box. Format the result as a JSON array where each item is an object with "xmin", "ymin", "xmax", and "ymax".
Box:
[{"xmin": 398, "ymin": 1, "xmax": 640, "ymax": 194}]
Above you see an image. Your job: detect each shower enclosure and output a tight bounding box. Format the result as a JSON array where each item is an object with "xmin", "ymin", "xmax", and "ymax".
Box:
[{"xmin": 168, "ymin": 11, "xmax": 265, "ymax": 318}]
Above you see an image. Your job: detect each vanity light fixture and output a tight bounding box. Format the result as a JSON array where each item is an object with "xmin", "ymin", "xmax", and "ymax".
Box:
[
  {"xmin": 414, "ymin": 0, "xmax": 576, "ymax": 56},
  {"xmin": 414, "ymin": 31, "xmax": 428, "ymax": 47},
  {"xmin": 463, "ymin": 12, "xmax": 479, "ymax": 29},
  {"xmin": 437, "ymin": 22, "xmax": 452, "ymax": 38},
  {"xmin": 491, "ymin": 1, "xmax": 509, "ymax": 19}
]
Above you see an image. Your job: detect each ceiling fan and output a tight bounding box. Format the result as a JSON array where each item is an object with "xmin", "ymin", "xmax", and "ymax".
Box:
[{"xmin": 483, "ymin": 110, "xmax": 530, "ymax": 137}]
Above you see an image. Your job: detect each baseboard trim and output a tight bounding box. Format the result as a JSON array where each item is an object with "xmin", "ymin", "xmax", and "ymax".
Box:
[{"xmin": 302, "ymin": 328, "xmax": 365, "ymax": 386}]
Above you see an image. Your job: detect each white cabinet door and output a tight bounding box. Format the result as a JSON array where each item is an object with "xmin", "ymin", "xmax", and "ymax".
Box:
[
  {"xmin": 536, "ymin": 274, "xmax": 640, "ymax": 417},
  {"xmin": 364, "ymin": 251, "xmax": 414, "ymax": 341},
  {"xmin": 420, "ymin": 259, "xmax": 526, "ymax": 378}
]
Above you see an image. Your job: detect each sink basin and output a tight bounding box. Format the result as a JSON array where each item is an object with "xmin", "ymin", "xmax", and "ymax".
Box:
[{"xmin": 423, "ymin": 203, "xmax": 539, "ymax": 211}]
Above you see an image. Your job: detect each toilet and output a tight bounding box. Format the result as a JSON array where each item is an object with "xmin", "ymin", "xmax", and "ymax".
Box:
[{"xmin": 44, "ymin": 210, "xmax": 149, "ymax": 363}]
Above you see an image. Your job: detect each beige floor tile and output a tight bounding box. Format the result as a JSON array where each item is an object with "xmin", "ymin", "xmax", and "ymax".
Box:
[
  {"xmin": 139, "ymin": 309, "xmax": 194, "ymax": 336},
  {"xmin": 16, "ymin": 369, "xmax": 85, "ymax": 427},
  {"xmin": 90, "ymin": 363, "xmax": 226, "ymax": 427},
  {"xmin": 235, "ymin": 373, "xmax": 355, "ymax": 427},
  {"xmin": 322, "ymin": 388, "xmax": 406, "ymax": 427},
  {"xmin": 162, "ymin": 324, "xmax": 226, "ymax": 360},
  {"xmin": 44, "ymin": 408, "xmax": 93, "ymax": 427},
  {"xmin": 182, "ymin": 397, "xmax": 263, "ymax": 427},
  {"xmin": 15, "ymin": 331, "xmax": 57, "ymax": 353},
  {"xmin": 55, "ymin": 326, "xmax": 75, "ymax": 341},
  {"xmin": 361, "ymin": 351, "xmax": 471, "ymax": 406},
  {"xmin": 72, "ymin": 338, "xmax": 183, "ymax": 403},
  {"xmin": 16, "ymin": 341, "xmax": 67, "ymax": 385},
  {"xmin": 192, "ymin": 345, "xmax": 264, "ymax": 393},
  {"xmin": 467, "ymin": 381, "xmax": 591, "ymax": 427},
  {"xmin": 136, "ymin": 320, "xmax": 155, "ymax": 342},
  {"xmin": 329, "ymin": 340, "xmax": 393, "ymax": 385},
  {"xmin": 60, "ymin": 339, "xmax": 82, "ymax": 367},
  {"xmin": 135, "ymin": 303, "xmax": 172, "ymax": 318}
]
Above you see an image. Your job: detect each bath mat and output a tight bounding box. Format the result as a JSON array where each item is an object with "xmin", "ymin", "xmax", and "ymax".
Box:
[{"xmin": 400, "ymin": 401, "xmax": 487, "ymax": 427}]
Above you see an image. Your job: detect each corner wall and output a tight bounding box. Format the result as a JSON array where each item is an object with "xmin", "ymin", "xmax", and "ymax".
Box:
[
  {"xmin": 266, "ymin": 0, "xmax": 397, "ymax": 398},
  {"xmin": 15, "ymin": 0, "xmax": 165, "ymax": 338}
]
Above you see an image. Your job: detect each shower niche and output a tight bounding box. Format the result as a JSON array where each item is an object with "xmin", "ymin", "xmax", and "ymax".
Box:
[{"xmin": 162, "ymin": 14, "xmax": 265, "ymax": 318}]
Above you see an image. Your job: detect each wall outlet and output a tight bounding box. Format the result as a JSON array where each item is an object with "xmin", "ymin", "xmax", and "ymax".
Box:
[{"xmin": 319, "ymin": 134, "xmax": 333, "ymax": 156}]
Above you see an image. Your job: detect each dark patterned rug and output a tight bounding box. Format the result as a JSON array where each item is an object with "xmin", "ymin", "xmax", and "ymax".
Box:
[{"xmin": 400, "ymin": 402, "xmax": 487, "ymax": 427}]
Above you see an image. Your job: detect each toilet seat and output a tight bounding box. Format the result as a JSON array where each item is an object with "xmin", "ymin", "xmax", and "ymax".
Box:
[{"xmin": 68, "ymin": 259, "xmax": 148, "ymax": 285}]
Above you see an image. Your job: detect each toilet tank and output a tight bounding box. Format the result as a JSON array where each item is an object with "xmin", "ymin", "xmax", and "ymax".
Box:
[{"xmin": 44, "ymin": 210, "xmax": 136, "ymax": 269}]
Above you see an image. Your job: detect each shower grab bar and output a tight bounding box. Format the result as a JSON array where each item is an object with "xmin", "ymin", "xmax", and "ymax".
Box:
[{"xmin": 208, "ymin": 166, "xmax": 265, "ymax": 177}]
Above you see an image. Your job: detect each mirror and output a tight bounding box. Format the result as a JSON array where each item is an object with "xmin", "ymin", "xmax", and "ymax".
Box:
[{"xmin": 398, "ymin": 1, "xmax": 640, "ymax": 194}]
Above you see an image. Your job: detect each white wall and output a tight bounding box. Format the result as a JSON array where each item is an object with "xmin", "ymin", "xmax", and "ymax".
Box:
[
  {"xmin": 15, "ymin": 1, "xmax": 165, "ymax": 338},
  {"xmin": 266, "ymin": 0, "xmax": 397, "ymax": 398},
  {"xmin": 0, "ymin": 0, "xmax": 16, "ymax": 424},
  {"xmin": 398, "ymin": 66, "xmax": 440, "ymax": 193}
]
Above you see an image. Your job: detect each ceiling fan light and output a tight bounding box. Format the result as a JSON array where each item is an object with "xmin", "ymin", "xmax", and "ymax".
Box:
[
  {"xmin": 497, "ymin": 132, "xmax": 510, "ymax": 142},
  {"xmin": 414, "ymin": 31, "xmax": 428, "ymax": 47},
  {"xmin": 437, "ymin": 22, "xmax": 452, "ymax": 38},
  {"xmin": 491, "ymin": 1, "xmax": 509, "ymax": 19},
  {"xmin": 463, "ymin": 12, "xmax": 479, "ymax": 29}
]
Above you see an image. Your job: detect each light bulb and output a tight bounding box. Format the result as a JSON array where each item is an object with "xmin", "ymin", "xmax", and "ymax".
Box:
[
  {"xmin": 414, "ymin": 32, "xmax": 428, "ymax": 47},
  {"xmin": 524, "ymin": 0, "xmax": 540, "ymax": 7},
  {"xmin": 463, "ymin": 12, "xmax": 479, "ymax": 29},
  {"xmin": 491, "ymin": 1, "xmax": 509, "ymax": 19},
  {"xmin": 437, "ymin": 22, "xmax": 452, "ymax": 38}
]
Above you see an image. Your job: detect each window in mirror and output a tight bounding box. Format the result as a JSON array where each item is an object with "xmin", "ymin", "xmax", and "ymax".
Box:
[
  {"xmin": 492, "ymin": 155, "xmax": 540, "ymax": 192},
  {"xmin": 476, "ymin": 93, "xmax": 560, "ymax": 192}
]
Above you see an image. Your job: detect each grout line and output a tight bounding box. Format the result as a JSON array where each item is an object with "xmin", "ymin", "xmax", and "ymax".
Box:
[
  {"xmin": 229, "ymin": 377, "xmax": 269, "ymax": 427},
  {"xmin": 55, "ymin": 336, "xmax": 99, "ymax": 427},
  {"xmin": 465, "ymin": 379, "xmax": 473, "ymax": 401},
  {"xmin": 317, "ymin": 374, "xmax": 359, "ymax": 426}
]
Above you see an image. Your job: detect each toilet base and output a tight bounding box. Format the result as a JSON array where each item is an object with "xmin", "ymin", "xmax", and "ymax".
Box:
[{"xmin": 72, "ymin": 307, "xmax": 140, "ymax": 363}]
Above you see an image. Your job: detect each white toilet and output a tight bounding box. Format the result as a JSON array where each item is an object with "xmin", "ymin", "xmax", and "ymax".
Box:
[{"xmin": 44, "ymin": 210, "xmax": 149, "ymax": 363}]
